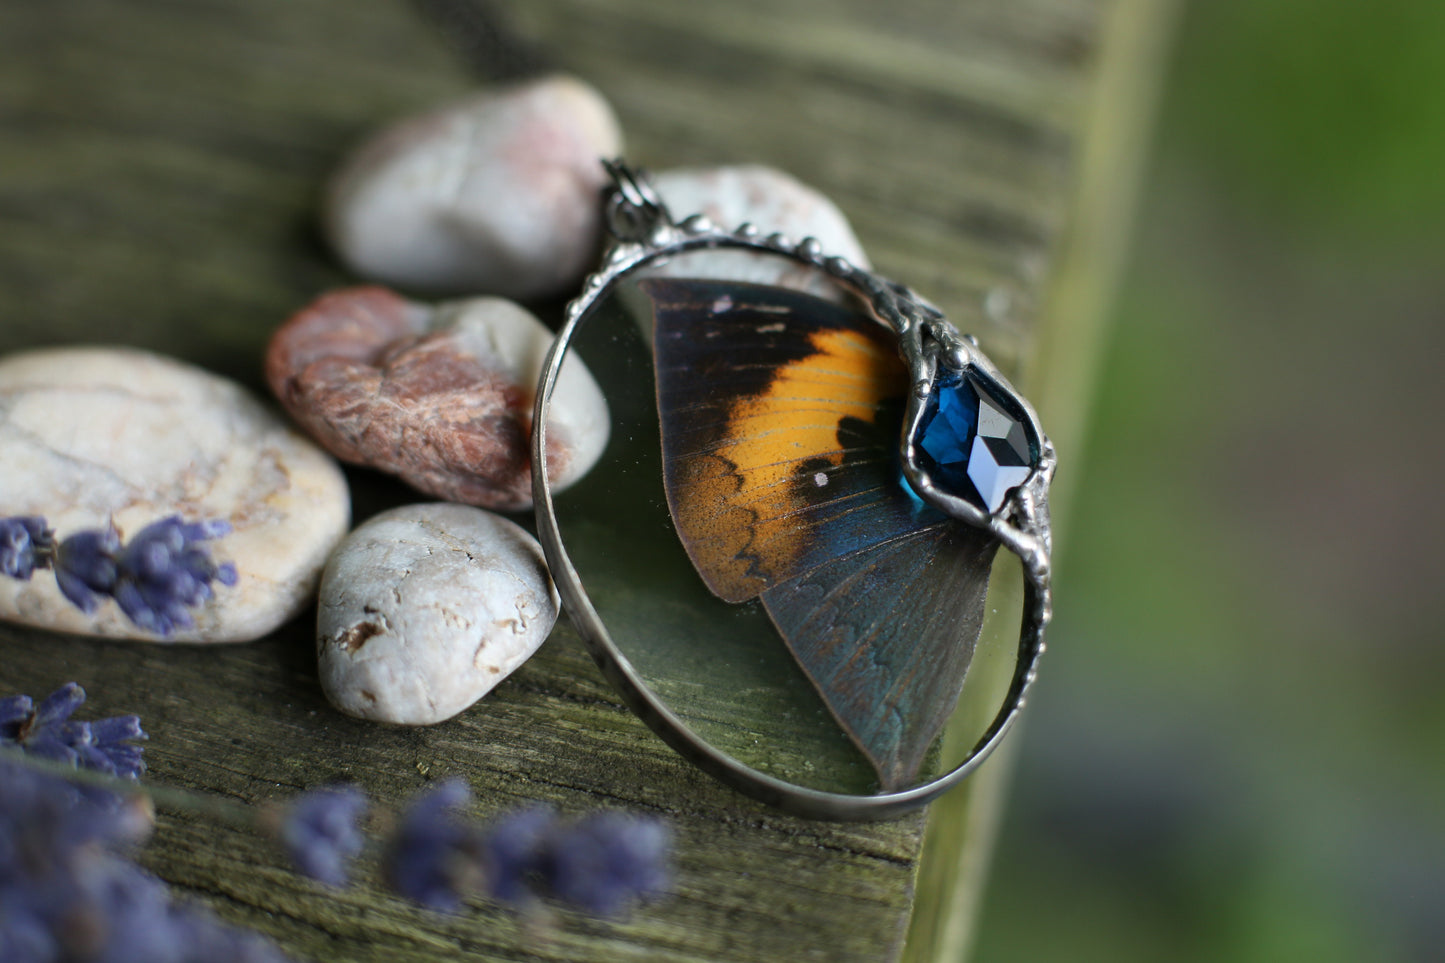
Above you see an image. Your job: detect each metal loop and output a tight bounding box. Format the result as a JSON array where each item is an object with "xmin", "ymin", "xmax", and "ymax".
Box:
[{"xmin": 602, "ymin": 158, "xmax": 674, "ymax": 241}]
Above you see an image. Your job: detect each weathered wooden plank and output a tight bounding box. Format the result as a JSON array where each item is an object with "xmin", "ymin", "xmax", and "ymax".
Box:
[{"xmin": 0, "ymin": 0, "xmax": 1160, "ymax": 959}]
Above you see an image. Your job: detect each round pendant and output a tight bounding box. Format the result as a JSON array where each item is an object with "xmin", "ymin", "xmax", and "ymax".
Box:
[{"xmin": 532, "ymin": 163, "xmax": 1054, "ymax": 820}]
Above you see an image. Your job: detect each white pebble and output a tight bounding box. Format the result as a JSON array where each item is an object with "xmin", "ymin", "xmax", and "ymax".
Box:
[
  {"xmin": 0, "ymin": 347, "xmax": 350, "ymax": 642},
  {"xmin": 325, "ymin": 75, "xmax": 623, "ymax": 300},
  {"xmin": 317, "ymin": 503, "xmax": 559, "ymax": 725},
  {"xmin": 653, "ymin": 164, "xmax": 870, "ymax": 269},
  {"xmin": 632, "ymin": 166, "xmax": 873, "ymax": 335}
]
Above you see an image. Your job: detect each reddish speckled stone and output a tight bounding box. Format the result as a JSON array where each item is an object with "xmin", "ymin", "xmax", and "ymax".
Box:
[{"xmin": 267, "ymin": 286, "xmax": 608, "ymax": 511}]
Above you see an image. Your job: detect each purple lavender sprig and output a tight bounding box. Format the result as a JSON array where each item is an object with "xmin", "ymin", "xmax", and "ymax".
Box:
[
  {"xmin": 105, "ymin": 517, "xmax": 239, "ymax": 635},
  {"xmin": 478, "ymin": 803, "xmax": 672, "ymax": 917},
  {"xmin": 0, "ymin": 756, "xmax": 292, "ymax": 963},
  {"xmin": 3, "ymin": 687, "xmax": 288, "ymax": 961},
  {"xmin": 0, "ymin": 514, "xmax": 237, "ymax": 636},
  {"xmin": 0, "ymin": 683, "xmax": 147, "ymax": 780},
  {"xmin": 539, "ymin": 811, "xmax": 673, "ymax": 917},
  {"xmin": 278, "ymin": 785, "xmax": 368, "ymax": 888},
  {"xmin": 4, "ymin": 678, "xmax": 673, "ymax": 947},
  {"xmin": 381, "ymin": 778, "xmax": 487, "ymax": 912},
  {"xmin": 480, "ymin": 805, "xmax": 558, "ymax": 904},
  {"xmin": 277, "ymin": 780, "xmax": 673, "ymax": 918},
  {"xmin": 0, "ymin": 516, "xmax": 52, "ymax": 580},
  {"xmin": 51, "ymin": 524, "xmax": 122, "ymax": 614}
]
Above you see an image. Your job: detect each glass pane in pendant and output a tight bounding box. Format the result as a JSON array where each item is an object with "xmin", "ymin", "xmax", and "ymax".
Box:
[{"xmin": 547, "ymin": 247, "xmax": 1022, "ymax": 797}]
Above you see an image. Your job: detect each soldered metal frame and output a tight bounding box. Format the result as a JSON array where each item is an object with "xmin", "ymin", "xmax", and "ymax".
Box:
[{"xmin": 531, "ymin": 161, "xmax": 1054, "ymax": 820}]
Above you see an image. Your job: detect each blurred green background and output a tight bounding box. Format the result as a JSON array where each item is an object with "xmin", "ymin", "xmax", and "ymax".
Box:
[{"xmin": 975, "ymin": 2, "xmax": 1445, "ymax": 961}]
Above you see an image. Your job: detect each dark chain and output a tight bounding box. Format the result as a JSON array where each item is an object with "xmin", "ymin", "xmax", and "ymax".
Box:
[{"xmin": 409, "ymin": 0, "xmax": 553, "ymax": 82}]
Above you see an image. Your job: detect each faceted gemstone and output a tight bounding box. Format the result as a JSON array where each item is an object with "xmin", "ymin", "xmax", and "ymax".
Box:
[{"xmin": 916, "ymin": 371, "xmax": 1033, "ymax": 512}]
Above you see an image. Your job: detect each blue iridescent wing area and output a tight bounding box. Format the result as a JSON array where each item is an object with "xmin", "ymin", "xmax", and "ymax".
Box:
[
  {"xmin": 761, "ymin": 522, "xmax": 998, "ymax": 791},
  {"xmin": 646, "ymin": 276, "xmax": 999, "ymax": 790}
]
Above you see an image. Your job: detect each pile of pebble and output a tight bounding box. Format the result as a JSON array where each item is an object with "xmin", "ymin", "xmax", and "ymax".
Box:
[{"xmin": 0, "ymin": 74, "xmax": 869, "ymax": 727}]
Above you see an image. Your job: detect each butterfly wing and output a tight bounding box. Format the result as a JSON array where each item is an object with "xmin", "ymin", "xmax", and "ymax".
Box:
[
  {"xmin": 646, "ymin": 275, "xmax": 998, "ymax": 790},
  {"xmin": 760, "ymin": 522, "xmax": 999, "ymax": 791}
]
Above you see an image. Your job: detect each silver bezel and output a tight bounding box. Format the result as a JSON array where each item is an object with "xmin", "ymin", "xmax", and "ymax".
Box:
[{"xmin": 531, "ymin": 162, "xmax": 1053, "ymax": 820}]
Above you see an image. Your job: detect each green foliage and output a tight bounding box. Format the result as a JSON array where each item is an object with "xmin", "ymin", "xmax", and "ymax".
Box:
[
  {"xmin": 977, "ymin": 2, "xmax": 1445, "ymax": 961},
  {"xmin": 1169, "ymin": 1, "xmax": 1445, "ymax": 237}
]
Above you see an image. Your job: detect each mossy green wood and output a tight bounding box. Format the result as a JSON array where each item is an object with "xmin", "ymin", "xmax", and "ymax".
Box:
[{"xmin": 0, "ymin": 0, "xmax": 1162, "ymax": 960}]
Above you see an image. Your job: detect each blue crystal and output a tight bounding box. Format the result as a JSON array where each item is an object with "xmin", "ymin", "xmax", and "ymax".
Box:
[{"xmin": 916, "ymin": 371, "xmax": 1034, "ymax": 512}]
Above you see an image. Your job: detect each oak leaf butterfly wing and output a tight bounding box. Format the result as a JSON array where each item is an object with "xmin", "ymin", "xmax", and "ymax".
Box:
[{"xmin": 646, "ymin": 275, "xmax": 999, "ymax": 790}]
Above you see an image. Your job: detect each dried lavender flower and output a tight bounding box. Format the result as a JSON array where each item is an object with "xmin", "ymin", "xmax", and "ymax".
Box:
[
  {"xmin": 541, "ymin": 811, "xmax": 672, "ymax": 917},
  {"xmin": 382, "ymin": 778, "xmax": 485, "ymax": 912},
  {"xmin": 279, "ymin": 785, "xmax": 368, "ymax": 887},
  {"xmin": 67, "ymin": 713, "xmax": 148, "ymax": 780},
  {"xmin": 0, "ymin": 693, "xmax": 36, "ymax": 730},
  {"xmin": 53, "ymin": 524, "xmax": 123, "ymax": 614},
  {"xmin": 1, "ymin": 514, "xmax": 241, "ymax": 635},
  {"xmin": 0, "ymin": 757, "xmax": 292, "ymax": 963},
  {"xmin": 0, "ymin": 515, "xmax": 52, "ymax": 580},
  {"xmin": 377, "ymin": 784, "xmax": 674, "ymax": 918},
  {"xmin": 110, "ymin": 516, "xmax": 239, "ymax": 636},
  {"xmin": 479, "ymin": 805, "xmax": 556, "ymax": 904},
  {"xmin": 0, "ymin": 683, "xmax": 147, "ymax": 780}
]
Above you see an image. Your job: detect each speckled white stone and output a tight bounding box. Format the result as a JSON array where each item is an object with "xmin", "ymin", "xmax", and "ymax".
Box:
[
  {"xmin": 324, "ymin": 75, "xmax": 623, "ymax": 300},
  {"xmin": 317, "ymin": 503, "xmax": 558, "ymax": 725},
  {"xmin": 0, "ymin": 347, "xmax": 351, "ymax": 642}
]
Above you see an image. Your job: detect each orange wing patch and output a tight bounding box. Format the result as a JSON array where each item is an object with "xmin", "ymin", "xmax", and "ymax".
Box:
[{"xmin": 668, "ymin": 325, "xmax": 907, "ymax": 602}]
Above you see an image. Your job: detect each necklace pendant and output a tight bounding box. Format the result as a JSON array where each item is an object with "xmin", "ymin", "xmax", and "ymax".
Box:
[{"xmin": 532, "ymin": 161, "xmax": 1054, "ymax": 819}]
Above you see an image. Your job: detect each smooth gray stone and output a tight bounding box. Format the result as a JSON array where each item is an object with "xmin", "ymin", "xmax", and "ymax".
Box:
[
  {"xmin": 324, "ymin": 75, "xmax": 623, "ymax": 300},
  {"xmin": 318, "ymin": 503, "xmax": 560, "ymax": 724}
]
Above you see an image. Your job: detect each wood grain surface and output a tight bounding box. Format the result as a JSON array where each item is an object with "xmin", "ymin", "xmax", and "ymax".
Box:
[{"xmin": 0, "ymin": 1, "xmax": 1168, "ymax": 959}]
